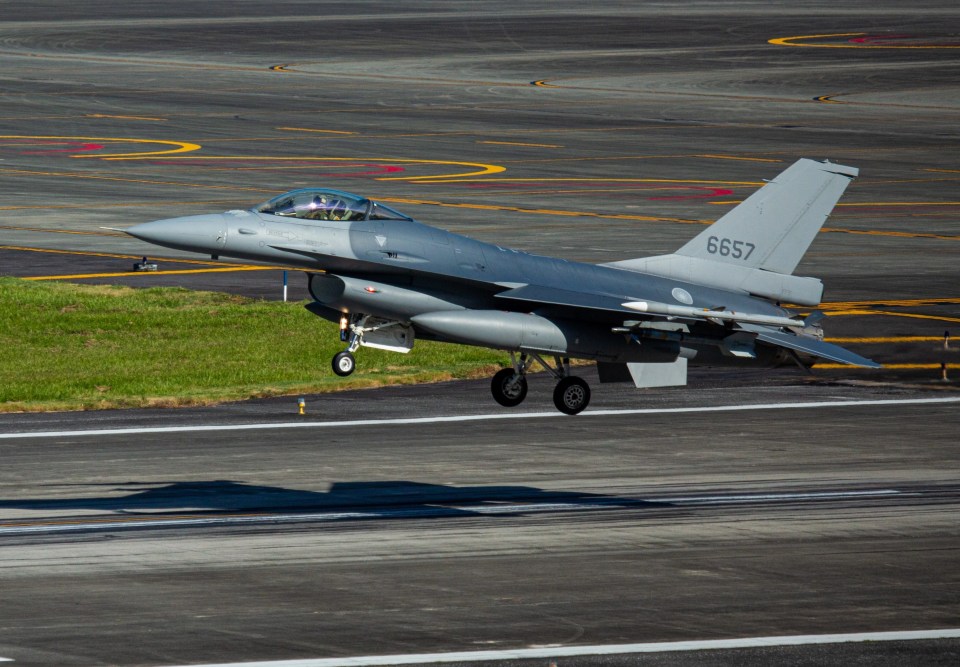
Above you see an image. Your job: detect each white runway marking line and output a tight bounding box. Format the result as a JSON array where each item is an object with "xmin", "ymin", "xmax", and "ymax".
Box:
[
  {"xmin": 1, "ymin": 396, "xmax": 958, "ymax": 440},
  {"xmin": 163, "ymin": 629, "xmax": 960, "ymax": 667}
]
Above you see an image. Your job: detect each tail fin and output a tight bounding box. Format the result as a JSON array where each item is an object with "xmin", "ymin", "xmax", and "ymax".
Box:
[
  {"xmin": 603, "ymin": 159, "xmax": 857, "ymax": 306},
  {"xmin": 676, "ymin": 158, "xmax": 857, "ymax": 274}
]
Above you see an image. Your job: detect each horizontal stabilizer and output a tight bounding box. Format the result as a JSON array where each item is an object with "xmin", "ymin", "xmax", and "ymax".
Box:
[{"xmin": 753, "ymin": 329, "xmax": 882, "ymax": 368}]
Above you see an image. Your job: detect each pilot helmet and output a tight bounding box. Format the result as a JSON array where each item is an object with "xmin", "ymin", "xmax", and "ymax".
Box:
[{"xmin": 328, "ymin": 198, "xmax": 347, "ymax": 219}]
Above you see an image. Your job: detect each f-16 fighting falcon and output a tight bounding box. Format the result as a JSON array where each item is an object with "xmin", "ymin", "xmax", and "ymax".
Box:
[{"xmin": 124, "ymin": 158, "xmax": 880, "ymax": 415}]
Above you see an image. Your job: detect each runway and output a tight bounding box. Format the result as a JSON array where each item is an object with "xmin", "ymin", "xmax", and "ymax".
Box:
[
  {"xmin": 1, "ymin": 382, "xmax": 958, "ymax": 665},
  {"xmin": 1, "ymin": 1, "xmax": 959, "ymax": 665}
]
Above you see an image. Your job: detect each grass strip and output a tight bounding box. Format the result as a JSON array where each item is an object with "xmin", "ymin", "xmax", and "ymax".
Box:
[{"xmin": 0, "ymin": 277, "xmax": 505, "ymax": 412}]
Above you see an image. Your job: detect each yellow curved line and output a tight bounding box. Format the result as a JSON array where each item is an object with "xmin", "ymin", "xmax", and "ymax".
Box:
[
  {"xmin": 145, "ymin": 155, "xmax": 506, "ymax": 181},
  {"xmin": 815, "ymin": 363, "xmax": 960, "ymax": 370},
  {"xmin": 0, "ymin": 135, "xmax": 201, "ymax": 159},
  {"xmin": 379, "ymin": 158, "xmax": 506, "ymax": 181},
  {"xmin": 714, "ymin": 200, "xmax": 960, "ymax": 207},
  {"xmin": 769, "ymin": 32, "xmax": 864, "ymax": 47},
  {"xmin": 379, "ymin": 197, "xmax": 701, "ymax": 224},
  {"xmin": 820, "ymin": 309, "xmax": 960, "ymax": 324},
  {"xmin": 770, "ymin": 32, "xmax": 960, "ymax": 49},
  {"xmin": 825, "ymin": 336, "xmax": 948, "ymax": 344},
  {"xmin": 822, "ymin": 298, "xmax": 960, "ymax": 308},
  {"xmin": 417, "ymin": 177, "xmax": 762, "ymax": 186}
]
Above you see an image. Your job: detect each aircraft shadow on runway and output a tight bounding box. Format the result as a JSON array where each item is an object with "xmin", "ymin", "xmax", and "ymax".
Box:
[{"xmin": 0, "ymin": 480, "xmax": 671, "ymax": 519}]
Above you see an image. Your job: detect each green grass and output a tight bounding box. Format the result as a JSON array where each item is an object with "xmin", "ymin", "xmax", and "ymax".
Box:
[{"xmin": 0, "ymin": 277, "xmax": 506, "ymax": 412}]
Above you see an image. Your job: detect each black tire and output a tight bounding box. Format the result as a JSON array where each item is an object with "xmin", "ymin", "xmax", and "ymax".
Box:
[
  {"xmin": 332, "ymin": 351, "xmax": 356, "ymax": 377},
  {"xmin": 553, "ymin": 376, "xmax": 590, "ymax": 415},
  {"xmin": 491, "ymin": 368, "xmax": 528, "ymax": 407}
]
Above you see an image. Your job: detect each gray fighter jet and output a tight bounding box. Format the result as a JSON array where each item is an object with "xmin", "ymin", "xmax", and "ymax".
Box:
[{"xmin": 125, "ymin": 158, "xmax": 879, "ymax": 414}]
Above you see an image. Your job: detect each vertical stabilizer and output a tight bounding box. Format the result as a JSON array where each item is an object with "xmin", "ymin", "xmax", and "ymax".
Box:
[{"xmin": 676, "ymin": 158, "xmax": 857, "ymax": 275}]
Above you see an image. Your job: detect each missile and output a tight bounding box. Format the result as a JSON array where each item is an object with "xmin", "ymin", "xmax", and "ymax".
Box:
[{"xmin": 621, "ymin": 300, "xmax": 805, "ymax": 329}]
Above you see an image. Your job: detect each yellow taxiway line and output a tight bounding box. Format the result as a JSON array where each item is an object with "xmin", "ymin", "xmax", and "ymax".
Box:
[
  {"xmin": 770, "ymin": 33, "xmax": 960, "ymax": 49},
  {"xmin": 816, "ymin": 363, "xmax": 960, "ymax": 370},
  {"xmin": 479, "ymin": 140, "xmax": 564, "ymax": 148},
  {"xmin": 23, "ymin": 266, "xmax": 278, "ymax": 281},
  {"xmin": 825, "ymin": 337, "xmax": 952, "ymax": 344},
  {"xmin": 0, "ymin": 244, "xmax": 259, "ymax": 268},
  {"xmin": 0, "ymin": 134, "xmax": 200, "ymax": 159}
]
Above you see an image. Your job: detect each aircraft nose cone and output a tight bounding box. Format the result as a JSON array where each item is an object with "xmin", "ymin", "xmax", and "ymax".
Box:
[{"xmin": 126, "ymin": 214, "xmax": 227, "ymax": 254}]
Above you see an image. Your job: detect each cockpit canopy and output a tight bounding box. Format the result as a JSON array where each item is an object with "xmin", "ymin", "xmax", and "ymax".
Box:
[{"xmin": 253, "ymin": 188, "xmax": 413, "ymax": 223}]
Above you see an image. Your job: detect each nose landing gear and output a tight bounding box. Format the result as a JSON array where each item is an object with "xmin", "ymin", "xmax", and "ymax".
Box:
[
  {"xmin": 330, "ymin": 313, "xmax": 364, "ymax": 377},
  {"xmin": 329, "ymin": 313, "xmax": 413, "ymax": 377}
]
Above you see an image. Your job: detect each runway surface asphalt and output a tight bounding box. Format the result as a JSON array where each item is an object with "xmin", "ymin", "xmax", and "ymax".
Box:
[{"xmin": 0, "ymin": 1, "xmax": 958, "ymax": 665}]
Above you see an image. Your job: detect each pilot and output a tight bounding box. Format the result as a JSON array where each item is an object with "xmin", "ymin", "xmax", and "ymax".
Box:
[
  {"xmin": 303, "ymin": 195, "xmax": 330, "ymax": 220},
  {"xmin": 327, "ymin": 198, "xmax": 348, "ymax": 221}
]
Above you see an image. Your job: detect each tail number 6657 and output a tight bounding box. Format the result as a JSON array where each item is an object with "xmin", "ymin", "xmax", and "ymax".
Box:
[{"xmin": 707, "ymin": 236, "xmax": 755, "ymax": 260}]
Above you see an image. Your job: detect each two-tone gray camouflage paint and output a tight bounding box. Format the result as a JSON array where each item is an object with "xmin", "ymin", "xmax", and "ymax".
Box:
[{"xmin": 124, "ymin": 158, "xmax": 880, "ymax": 414}]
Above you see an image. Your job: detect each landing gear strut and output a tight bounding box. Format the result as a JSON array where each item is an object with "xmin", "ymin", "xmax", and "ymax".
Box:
[
  {"xmin": 331, "ymin": 314, "xmax": 364, "ymax": 377},
  {"xmin": 489, "ymin": 352, "xmax": 591, "ymax": 415}
]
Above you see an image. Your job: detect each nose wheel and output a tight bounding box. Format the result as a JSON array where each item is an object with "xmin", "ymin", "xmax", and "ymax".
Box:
[
  {"xmin": 332, "ymin": 350, "xmax": 356, "ymax": 377},
  {"xmin": 331, "ymin": 312, "xmax": 364, "ymax": 377}
]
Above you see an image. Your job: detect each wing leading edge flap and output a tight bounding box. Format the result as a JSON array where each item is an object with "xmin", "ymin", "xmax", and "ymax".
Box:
[{"xmin": 746, "ymin": 327, "xmax": 882, "ymax": 368}]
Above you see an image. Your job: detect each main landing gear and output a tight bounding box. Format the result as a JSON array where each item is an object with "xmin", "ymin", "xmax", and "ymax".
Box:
[{"xmin": 491, "ymin": 352, "xmax": 591, "ymax": 415}]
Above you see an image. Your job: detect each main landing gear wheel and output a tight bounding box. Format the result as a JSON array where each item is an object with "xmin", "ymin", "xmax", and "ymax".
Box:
[
  {"xmin": 553, "ymin": 376, "xmax": 590, "ymax": 415},
  {"xmin": 332, "ymin": 351, "xmax": 356, "ymax": 377},
  {"xmin": 491, "ymin": 368, "xmax": 528, "ymax": 407}
]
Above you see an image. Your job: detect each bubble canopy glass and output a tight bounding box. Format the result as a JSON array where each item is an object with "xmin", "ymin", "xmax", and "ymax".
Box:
[{"xmin": 254, "ymin": 188, "xmax": 413, "ymax": 222}]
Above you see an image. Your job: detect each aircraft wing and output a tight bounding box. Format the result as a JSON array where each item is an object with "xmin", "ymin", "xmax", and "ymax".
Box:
[
  {"xmin": 496, "ymin": 284, "xmax": 880, "ymax": 368},
  {"xmin": 495, "ymin": 284, "xmax": 805, "ymax": 328}
]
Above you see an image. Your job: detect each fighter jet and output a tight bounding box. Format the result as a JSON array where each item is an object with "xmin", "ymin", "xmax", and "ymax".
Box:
[{"xmin": 124, "ymin": 158, "xmax": 879, "ymax": 414}]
